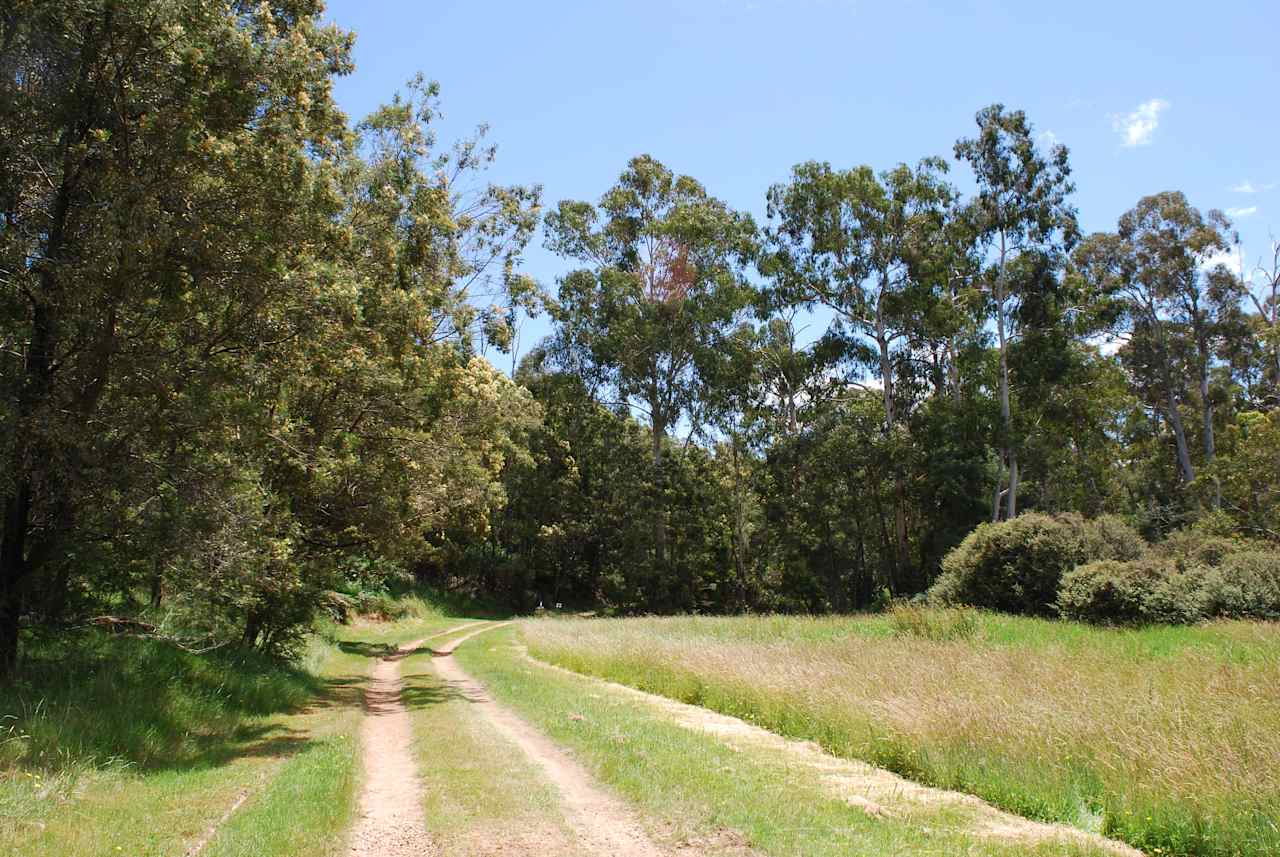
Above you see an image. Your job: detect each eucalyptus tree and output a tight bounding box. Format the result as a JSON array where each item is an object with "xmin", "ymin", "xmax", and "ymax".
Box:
[
  {"xmin": 1243, "ymin": 241, "xmax": 1280, "ymax": 407},
  {"xmin": 1073, "ymin": 192, "xmax": 1238, "ymax": 496},
  {"xmin": 764, "ymin": 157, "xmax": 952, "ymax": 577},
  {"xmin": 544, "ymin": 156, "xmax": 757, "ymax": 572},
  {"xmin": 954, "ymin": 105, "xmax": 1078, "ymax": 521},
  {"xmin": 914, "ymin": 202, "xmax": 987, "ymax": 403},
  {"xmin": 750, "ymin": 313, "xmax": 845, "ymax": 439}
]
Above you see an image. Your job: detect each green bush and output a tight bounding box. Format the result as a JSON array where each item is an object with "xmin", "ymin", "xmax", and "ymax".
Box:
[
  {"xmin": 1199, "ymin": 551, "xmax": 1280, "ymax": 620},
  {"xmin": 1150, "ymin": 530, "xmax": 1244, "ymax": 568},
  {"xmin": 1057, "ymin": 558, "xmax": 1205, "ymax": 625},
  {"xmin": 929, "ymin": 513, "xmax": 1144, "ymax": 616},
  {"xmin": 1058, "ymin": 543, "xmax": 1279, "ymax": 625}
]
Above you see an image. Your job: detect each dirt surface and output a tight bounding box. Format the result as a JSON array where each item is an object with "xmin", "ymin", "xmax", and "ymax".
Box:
[
  {"xmin": 347, "ymin": 636, "xmax": 440, "ymax": 857},
  {"xmin": 522, "ymin": 649, "xmax": 1144, "ymax": 857},
  {"xmin": 433, "ymin": 626, "xmax": 693, "ymax": 857}
]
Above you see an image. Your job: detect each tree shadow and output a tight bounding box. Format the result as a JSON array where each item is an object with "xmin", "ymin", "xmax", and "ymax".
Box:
[
  {"xmin": 2, "ymin": 632, "xmax": 329, "ymax": 775},
  {"xmin": 336, "ymin": 639, "xmax": 398, "ymax": 659},
  {"xmin": 397, "ymin": 674, "xmax": 475, "ymax": 709}
]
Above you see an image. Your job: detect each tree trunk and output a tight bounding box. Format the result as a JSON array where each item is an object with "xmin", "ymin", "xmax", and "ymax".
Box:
[
  {"xmin": 995, "ymin": 236, "xmax": 1016, "ymax": 520},
  {"xmin": 0, "ymin": 598, "xmax": 19, "ymax": 677},
  {"xmin": 876, "ymin": 308, "xmax": 910, "ymax": 578},
  {"xmin": 998, "ymin": 316, "xmax": 1018, "ymax": 519},
  {"xmin": 1198, "ymin": 341, "xmax": 1220, "ymax": 507},
  {"xmin": 1148, "ymin": 310, "xmax": 1196, "ymax": 487},
  {"xmin": 149, "ymin": 564, "xmax": 164, "ymax": 608},
  {"xmin": 650, "ymin": 408, "xmax": 667, "ymax": 572},
  {"xmin": 1007, "ymin": 454, "xmax": 1019, "ymax": 518},
  {"xmin": 991, "ymin": 455, "xmax": 1004, "ymax": 523},
  {"xmin": 729, "ymin": 437, "xmax": 749, "ymax": 610},
  {"xmin": 242, "ymin": 611, "xmax": 263, "ymax": 648},
  {"xmin": 0, "ymin": 33, "xmax": 98, "ymax": 668},
  {"xmin": 1165, "ymin": 385, "xmax": 1196, "ymax": 485},
  {"xmin": 0, "ymin": 484, "xmax": 32, "ymax": 676}
]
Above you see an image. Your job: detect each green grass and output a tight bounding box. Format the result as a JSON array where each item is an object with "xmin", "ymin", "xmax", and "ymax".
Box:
[
  {"xmin": 0, "ymin": 632, "xmax": 322, "ymax": 773},
  {"xmin": 0, "ymin": 610, "xmax": 467, "ymax": 856},
  {"xmin": 523, "ymin": 612, "xmax": 1280, "ymax": 857},
  {"xmin": 455, "ymin": 625, "xmax": 1123, "ymax": 857}
]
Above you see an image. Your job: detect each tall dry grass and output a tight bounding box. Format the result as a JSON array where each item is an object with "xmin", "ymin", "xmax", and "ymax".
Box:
[{"xmin": 523, "ymin": 612, "xmax": 1280, "ymax": 857}]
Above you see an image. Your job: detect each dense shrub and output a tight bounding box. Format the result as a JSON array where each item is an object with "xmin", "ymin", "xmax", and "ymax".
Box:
[
  {"xmin": 1199, "ymin": 551, "xmax": 1280, "ymax": 620},
  {"xmin": 1058, "ymin": 542, "xmax": 1280, "ymax": 625},
  {"xmin": 1057, "ymin": 558, "xmax": 1204, "ymax": 625},
  {"xmin": 1149, "ymin": 530, "xmax": 1245, "ymax": 568},
  {"xmin": 929, "ymin": 513, "xmax": 1144, "ymax": 615}
]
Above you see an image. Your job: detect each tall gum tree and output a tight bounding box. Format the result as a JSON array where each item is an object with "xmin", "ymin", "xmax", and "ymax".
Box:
[
  {"xmin": 1073, "ymin": 192, "xmax": 1239, "ymax": 500},
  {"xmin": 764, "ymin": 158, "xmax": 952, "ymax": 584},
  {"xmin": 544, "ymin": 156, "xmax": 756, "ymax": 585},
  {"xmin": 954, "ymin": 105, "xmax": 1078, "ymax": 522}
]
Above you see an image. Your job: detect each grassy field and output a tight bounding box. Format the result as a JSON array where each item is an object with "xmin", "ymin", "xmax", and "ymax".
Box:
[
  {"xmin": 0, "ymin": 605, "xmax": 462, "ymax": 857},
  {"xmin": 6, "ymin": 597, "xmax": 1275, "ymax": 857},
  {"xmin": 522, "ymin": 609, "xmax": 1280, "ymax": 857},
  {"xmin": 458, "ymin": 624, "xmax": 1129, "ymax": 857}
]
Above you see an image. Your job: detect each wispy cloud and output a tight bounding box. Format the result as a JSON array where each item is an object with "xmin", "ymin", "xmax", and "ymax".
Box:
[
  {"xmin": 1039, "ymin": 130, "xmax": 1060, "ymax": 147},
  {"xmin": 1230, "ymin": 180, "xmax": 1275, "ymax": 194},
  {"xmin": 1112, "ymin": 98, "xmax": 1169, "ymax": 147},
  {"xmin": 1225, "ymin": 206, "xmax": 1258, "ymax": 219},
  {"xmin": 1200, "ymin": 247, "xmax": 1242, "ymax": 276}
]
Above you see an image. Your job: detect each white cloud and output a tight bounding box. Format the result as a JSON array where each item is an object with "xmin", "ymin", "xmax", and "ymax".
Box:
[
  {"xmin": 1087, "ymin": 333, "xmax": 1125, "ymax": 356},
  {"xmin": 1113, "ymin": 98, "xmax": 1169, "ymax": 147},
  {"xmin": 1225, "ymin": 206, "xmax": 1258, "ymax": 219},
  {"xmin": 1230, "ymin": 180, "xmax": 1275, "ymax": 194},
  {"xmin": 1200, "ymin": 247, "xmax": 1242, "ymax": 276},
  {"xmin": 1039, "ymin": 130, "xmax": 1060, "ymax": 147}
]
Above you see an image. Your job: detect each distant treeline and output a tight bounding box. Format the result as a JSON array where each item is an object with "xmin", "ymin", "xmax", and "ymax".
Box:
[{"xmin": 3, "ymin": 2, "xmax": 1277, "ymax": 669}]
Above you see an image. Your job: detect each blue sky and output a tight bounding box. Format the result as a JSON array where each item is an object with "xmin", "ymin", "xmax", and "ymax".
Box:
[{"xmin": 324, "ymin": 0, "xmax": 1279, "ymax": 365}]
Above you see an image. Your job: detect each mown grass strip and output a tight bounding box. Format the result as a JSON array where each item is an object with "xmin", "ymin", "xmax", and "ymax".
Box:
[{"xmin": 397, "ymin": 641, "xmax": 588, "ymax": 856}]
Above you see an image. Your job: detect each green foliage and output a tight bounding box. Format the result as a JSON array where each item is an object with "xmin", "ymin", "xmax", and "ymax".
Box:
[
  {"xmin": 1205, "ymin": 410, "xmax": 1280, "ymax": 539},
  {"xmin": 0, "ymin": 1, "xmax": 540, "ymax": 666},
  {"xmin": 1057, "ymin": 558, "xmax": 1204, "ymax": 625},
  {"xmin": 1059, "ymin": 541, "xmax": 1280, "ymax": 625},
  {"xmin": 0, "ymin": 0, "xmax": 1275, "ymax": 674},
  {"xmin": 929, "ymin": 513, "xmax": 1143, "ymax": 615},
  {"xmin": 1198, "ymin": 551, "xmax": 1280, "ymax": 620},
  {"xmin": 0, "ymin": 631, "xmax": 319, "ymax": 771}
]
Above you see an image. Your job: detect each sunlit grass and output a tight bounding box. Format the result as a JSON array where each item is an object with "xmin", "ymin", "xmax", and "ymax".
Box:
[
  {"xmin": 457, "ymin": 626, "xmax": 1124, "ymax": 857},
  {"xmin": 523, "ymin": 612, "xmax": 1280, "ymax": 857},
  {"xmin": 0, "ymin": 611, "xmax": 465, "ymax": 856}
]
